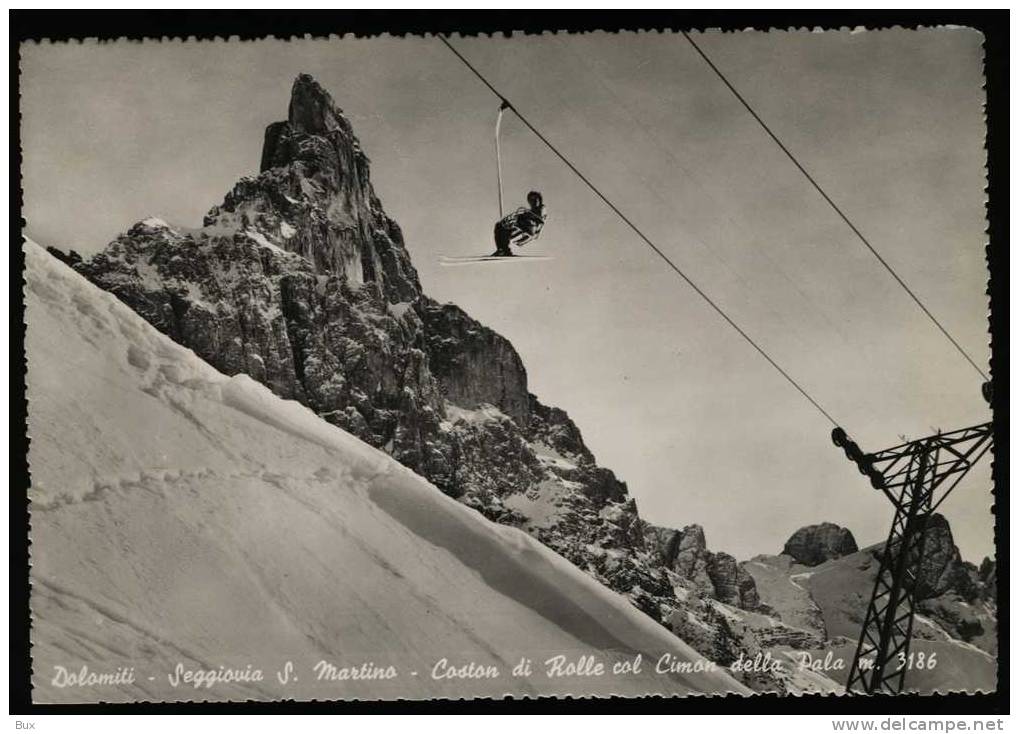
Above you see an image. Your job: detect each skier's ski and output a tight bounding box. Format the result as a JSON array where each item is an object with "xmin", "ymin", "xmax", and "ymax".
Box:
[{"xmin": 439, "ymin": 254, "xmax": 552, "ymax": 266}]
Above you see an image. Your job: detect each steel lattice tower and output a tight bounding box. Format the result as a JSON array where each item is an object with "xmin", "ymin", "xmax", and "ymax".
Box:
[{"xmin": 832, "ymin": 421, "xmax": 993, "ymax": 694}]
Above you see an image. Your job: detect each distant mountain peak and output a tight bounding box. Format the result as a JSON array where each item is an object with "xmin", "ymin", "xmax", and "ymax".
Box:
[
  {"xmin": 260, "ymin": 72, "xmax": 366, "ymax": 175},
  {"xmin": 288, "ymin": 73, "xmax": 349, "ymax": 136},
  {"xmin": 782, "ymin": 522, "xmax": 858, "ymax": 566}
]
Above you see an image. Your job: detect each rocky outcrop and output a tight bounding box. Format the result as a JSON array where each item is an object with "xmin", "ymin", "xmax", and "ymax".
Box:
[
  {"xmin": 527, "ymin": 396, "xmax": 595, "ymax": 464},
  {"xmin": 979, "ymin": 557, "xmax": 997, "ymax": 602},
  {"xmin": 847, "ymin": 513, "xmax": 986, "ymax": 604},
  {"xmin": 214, "ymin": 74, "xmax": 419, "ymax": 302},
  {"xmin": 46, "ymin": 245, "xmax": 82, "ymax": 268},
  {"xmin": 915, "ymin": 513, "xmax": 977, "ymax": 600},
  {"xmin": 782, "ymin": 522, "xmax": 858, "ymax": 566},
  {"xmin": 644, "ymin": 523, "xmax": 765, "ymax": 612},
  {"xmin": 416, "ymin": 298, "xmax": 530, "ymax": 427},
  {"xmin": 706, "ymin": 553, "xmax": 762, "ymax": 610},
  {"xmin": 669, "ymin": 526, "xmax": 713, "ymax": 591},
  {"xmin": 910, "ymin": 518, "xmax": 997, "ymax": 655}
]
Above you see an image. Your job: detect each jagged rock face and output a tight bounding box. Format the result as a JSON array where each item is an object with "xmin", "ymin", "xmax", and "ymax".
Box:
[
  {"xmin": 979, "ymin": 557, "xmax": 997, "ymax": 601},
  {"xmin": 528, "ymin": 397, "xmax": 595, "ymax": 463},
  {"xmin": 849, "ymin": 513, "xmax": 982, "ymax": 605},
  {"xmin": 706, "ymin": 553, "xmax": 763, "ymax": 610},
  {"xmin": 645, "ymin": 524, "xmax": 765, "ymax": 613},
  {"xmin": 211, "ymin": 73, "xmax": 421, "ymax": 303},
  {"xmin": 46, "ymin": 245, "xmax": 82, "ymax": 268},
  {"xmin": 78, "ymin": 217, "xmax": 452, "ymax": 483},
  {"xmin": 670, "ymin": 525, "xmax": 715, "ymax": 596},
  {"xmin": 706, "ymin": 553, "xmax": 742, "ymax": 606},
  {"xmin": 416, "ymin": 298, "xmax": 530, "ymax": 427},
  {"xmin": 843, "ymin": 514, "xmax": 985, "ymax": 606},
  {"xmin": 915, "ymin": 513, "xmax": 977, "ymax": 600},
  {"xmin": 440, "ymin": 399, "xmax": 673, "ymax": 617},
  {"xmin": 782, "ymin": 522, "xmax": 858, "ymax": 566},
  {"xmin": 79, "ymin": 220, "xmax": 308, "ymax": 401},
  {"xmin": 647, "ymin": 524, "xmax": 712, "ymax": 597}
]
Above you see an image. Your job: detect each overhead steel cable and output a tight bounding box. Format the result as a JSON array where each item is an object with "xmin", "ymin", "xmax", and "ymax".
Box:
[
  {"xmin": 438, "ymin": 35, "xmax": 840, "ymax": 428},
  {"xmin": 680, "ymin": 31, "xmax": 988, "ymax": 382}
]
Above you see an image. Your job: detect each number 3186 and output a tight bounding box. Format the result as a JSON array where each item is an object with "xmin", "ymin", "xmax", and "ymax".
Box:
[{"xmin": 897, "ymin": 651, "xmax": 937, "ymax": 670}]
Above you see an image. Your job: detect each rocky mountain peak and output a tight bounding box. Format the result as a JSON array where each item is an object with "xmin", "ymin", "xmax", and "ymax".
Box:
[
  {"xmin": 915, "ymin": 513, "xmax": 973, "ymax": 599},
  {"xmin": 643, "ymin": 522, "xmax": 765, "ymax": 613},
  {"xmin": 678, "ymin": 524, "xmax": 708, "ymax": 552},
  {"xmin": 195, "ymin": 73, "xmax": 421, "ymax": 301},
  {"xmin": 782, "ymin": 522, "xmax": 858, "ymax": 566},
  {"xmin": 260, "ymin": 73, "xmax": 361, "ymax": 173},
  {"xmin": 288, "ymin": 73, "xmax": 349, "ymax": 136},
  {"xmin": 979, "ymin": 556, "xmax": 996, "ymax": 596}
]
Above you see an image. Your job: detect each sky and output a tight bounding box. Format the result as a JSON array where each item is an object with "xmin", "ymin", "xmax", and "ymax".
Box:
[{"xmin": 20, "ymin": 28, "xmax": 994, "ymax": 561}]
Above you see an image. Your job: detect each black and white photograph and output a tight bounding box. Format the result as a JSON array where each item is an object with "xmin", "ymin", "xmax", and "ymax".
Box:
[{"xmin": 12, "ymin": 11, "xmax": 1006, "ymax": 717}]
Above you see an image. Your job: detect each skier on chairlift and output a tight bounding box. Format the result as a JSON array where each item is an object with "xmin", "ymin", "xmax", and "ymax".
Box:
[
  {"xmin": 438, "ymin": 104, "xmax": 551, "ymax": 264},
  {"xmin": 492, "ymin": 191, "xmax": 547, "ymax": 257}
]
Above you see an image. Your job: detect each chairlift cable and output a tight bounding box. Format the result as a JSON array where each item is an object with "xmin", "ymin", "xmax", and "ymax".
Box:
[
  {"xmin": 438, "ymin": 34, "xmax": 840, "ymax": 428},
  {"xmin": 680, "ymin": 31, "xmax": 988, "ymax": 382}
]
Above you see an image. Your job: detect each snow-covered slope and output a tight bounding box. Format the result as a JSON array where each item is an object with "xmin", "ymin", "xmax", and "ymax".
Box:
[{"xmin": 26, "ymin": 240, "xmax": 749, "ymax": 703}]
